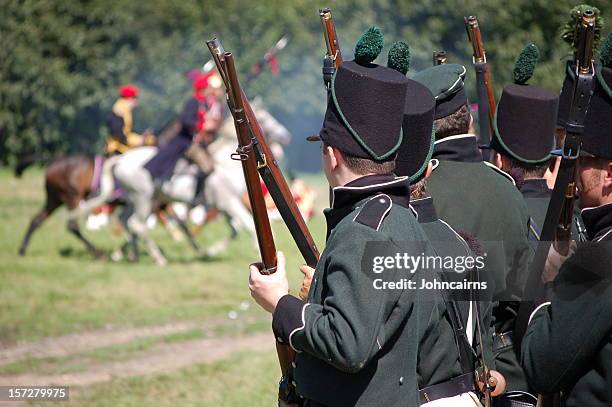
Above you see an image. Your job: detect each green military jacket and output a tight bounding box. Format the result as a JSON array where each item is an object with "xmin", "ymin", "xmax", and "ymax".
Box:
[
  {"xmin": 426, "ymin": 134, "xmax": 532, "ymax": 392},
  {"xmin": 521, "ymin": 202, "xmax": 612, "ymax": 406},
  {"xmin": 411, "ymin": 196, "xmax": 495, "ymax": 388},
  {"xmin": 272, "ymin": 175, "xmax": 440, "ymax": 407}
]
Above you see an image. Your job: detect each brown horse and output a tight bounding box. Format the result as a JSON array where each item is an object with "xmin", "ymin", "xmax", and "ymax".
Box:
[{"xmin": 18, "ymin": 155, "xmax": 105, "ymax": 257}]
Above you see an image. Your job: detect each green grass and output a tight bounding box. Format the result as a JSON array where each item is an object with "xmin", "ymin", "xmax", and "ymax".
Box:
[
  {"xmin": 0, "ymin": 167, "xmax": 327, "ymax": 406},
  {"xmin": 0, "ymin": 167, "xmax": 327, "ymax": 344},
  {"xmin": 29, "ymin": 350, "xmax": 280, "ymax": 407}
]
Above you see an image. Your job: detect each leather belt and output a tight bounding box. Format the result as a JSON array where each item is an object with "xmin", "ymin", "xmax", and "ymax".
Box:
[
  {"xmin": 493, "ymin": 331, "xmax": 514, "ymax": 352},
  {"xmin": 419, "ymin": 372, "xmax": 475, "ymax": 405}
]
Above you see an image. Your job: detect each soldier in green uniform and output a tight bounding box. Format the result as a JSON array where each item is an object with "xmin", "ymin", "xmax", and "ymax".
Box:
[
  {"xmin": 249, "ymin": 27, "xmax": 442, "ymax": 407},
  {"xmin": 520, "ymin": 57, "xmax": 612, "ymax": 407},
  {"xmin": 388, "ymin": 49, "xmax": 504, "ymax": 404},
  {"xmin": 487, "ymin": 44, "xmax": 559, "ymax": 246},
  {"xmin": 412, "ymin": 65, "xmax": 534, "ymax": 400}
]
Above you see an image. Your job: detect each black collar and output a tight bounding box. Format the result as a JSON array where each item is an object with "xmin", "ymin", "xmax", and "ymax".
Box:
[
  {"xmin": 432, "ymin": 134, "xmax": 483, "ymax": 163},
  {"xmin": 324, "ymin": 174, "xmax": 410, "ymax": 237},
  {"xmin": 581, "ymin": 202, "xmax": 612, "ymax": 242},
  {"xmin": 519, "ymin": 179, "xmax": 551, "ymax": 198},
  {"xmin": 409, "ymin": 196, "xmax": 438, "ymax": 223}
]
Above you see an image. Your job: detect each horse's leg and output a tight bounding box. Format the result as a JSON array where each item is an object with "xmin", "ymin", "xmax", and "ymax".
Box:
[
  {"xmin": 224, "ymin": 211, "xmax": 239, "ymax": 240},
  {"xmin": 66, "ymin": 219, "xmax": 104, "ymax": 258},
  {"xmin": 168, "ymin": 210, "xmax": 202, "ymax": 255},
  {"xmin": 128, "ymin": 176, "xmax": 167, "ymax": 267},
  {"xmin": 65, "ymin": 191, "xmax": 104, "ymax": 258},
  {"xmin": 18, "ymin": 199, "xmax": 61, "ymax": 256}
]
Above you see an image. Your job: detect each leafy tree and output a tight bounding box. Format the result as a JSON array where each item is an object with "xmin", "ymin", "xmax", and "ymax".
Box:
[{"xmin": 1, "ymin": 0, "xmax": 610, "ymax": 172}]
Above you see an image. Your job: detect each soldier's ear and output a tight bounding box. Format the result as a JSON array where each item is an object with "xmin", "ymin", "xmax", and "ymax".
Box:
[
  {"xmin": 424, "ymin": 161, "xmax": 433, "ymax": 179},
  {"xmin": 603, "ymin": 160, "xmax": 612, "ymax": 190},
  {"xmin": 493, "ymin": 152, "xmax": 504, "ymax": 170}
]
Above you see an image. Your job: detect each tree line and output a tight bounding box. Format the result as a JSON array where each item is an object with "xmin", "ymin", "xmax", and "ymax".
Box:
[{"xmin": 0, "ymin": 0, "xmax": 609, "ymax": 171}]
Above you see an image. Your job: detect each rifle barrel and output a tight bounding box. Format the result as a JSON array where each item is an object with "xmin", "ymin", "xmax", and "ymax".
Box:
[
  {"xmin": 224, "ymin": 52, "xmax": 277, "ymax": 272},
  {"xmin": 319, "ymin": 7, "xmax": 342, "ymax": 66}
]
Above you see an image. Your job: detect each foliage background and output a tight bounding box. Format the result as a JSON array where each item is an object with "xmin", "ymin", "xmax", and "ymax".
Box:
[{"xmin": 1, "ymin": 0, "xmax": 610, "ymax": 171}]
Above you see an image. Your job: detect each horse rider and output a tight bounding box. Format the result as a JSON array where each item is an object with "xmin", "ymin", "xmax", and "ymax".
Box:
[
  {"xmin": 183, "ymin": 71, "xmax": 223, "ymax": 178},
  {"xmin": 105, "ymin": 84, "xmax": 155, "ymax": 156},
  {"xmin": 143, "ymin": 72, "xmax": 221, "ymax": 185}
]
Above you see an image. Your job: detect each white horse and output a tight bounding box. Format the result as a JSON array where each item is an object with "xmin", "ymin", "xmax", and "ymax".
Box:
[{"xmin": 72, "ymin": 101, "xmax": 291, "ymax": 266}]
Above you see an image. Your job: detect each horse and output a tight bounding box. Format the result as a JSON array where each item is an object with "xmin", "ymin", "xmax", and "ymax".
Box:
[
  {"xmin": 76, "ymin": 100, "xmax": 293, "ymax": 266},
  {"xmin": 17, "ymin": 155, "xmax": 106, "ymax": 257},
  {"xmin": 16, "ymin": 126, "xmax": 174, "ymax": 257}
]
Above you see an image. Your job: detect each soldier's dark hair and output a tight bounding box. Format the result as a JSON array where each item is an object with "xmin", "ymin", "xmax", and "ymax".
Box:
[
  {"xmin": 433, "ymin": 103, "xmax": 471, "ymax": 140},
  {"xmin": 503, "ymin": 155, "xmax": 549, "ymax": 179},
  {"xmin": 323, "ymin": 142, "xmax": 396, "ymax": 175},
  {"xmin": 409, "ymin": 178, "xmax": 428, "ymax": 199}
]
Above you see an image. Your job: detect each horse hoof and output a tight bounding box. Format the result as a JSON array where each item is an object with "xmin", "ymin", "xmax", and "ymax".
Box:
[
  {"xmin": 93, "ymin": 250, "xmax": 106, "ymax": 259},
  {"xmin": 18, "ymin": 249, "xmax": 26, "ymax": 257},
  {"xmin": 110, "ymin": 249, "xmax": 124, "ymax": 262},
  {"xmin": 156, "ymin": 258, "xmax": 168, "ymax": 267}
]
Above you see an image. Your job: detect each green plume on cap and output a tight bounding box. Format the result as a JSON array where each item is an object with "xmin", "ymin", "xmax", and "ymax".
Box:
[
  {"xmin": 513, "ymin": 43, "xmax": 539, "ymax": 85},
  {"xmin": 354, "ymin": 26, "xmax": 384, "ymax": 65},
  {"xmin": 601, "ymin": 32, "xmax": 612, "ymax": 68},
  {"xmin": 387, "ymin": 41, "xmax": 411, "ymax": 75},
  {"xmin": 560, "ymin": 4, "xmax": 603, "ymax": 54}
]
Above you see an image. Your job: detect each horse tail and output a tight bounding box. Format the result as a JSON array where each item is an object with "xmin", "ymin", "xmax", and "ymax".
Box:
[{"xmin": 14, "ymin": 153, "xmax": 48, "ymax": 178}]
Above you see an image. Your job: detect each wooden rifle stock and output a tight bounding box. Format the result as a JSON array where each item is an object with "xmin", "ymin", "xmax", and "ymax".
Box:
[
  {"xmin": 553, "ymin": 180, "xmax": 577, "ymax": 255},
  {"xmin": 433, "ymin": 50, "xmax": 448, "ymax": 66},
  {"xmin": 224, "ymin": 53, "xmax": 277, "ymax": 272},
  {"xmin": 319, "ymin": 7, "xmax": 342, "ymax": 67},
  {"xmin": 465, "ymin": 16, "xmax": 495, "ymax": 155},
  {"xmin": 319, "ymin": 8, "xmax": 342, "ymax": 88}
]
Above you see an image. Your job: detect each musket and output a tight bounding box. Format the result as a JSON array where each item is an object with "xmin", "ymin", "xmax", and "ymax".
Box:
[
  {"xmin": 207, "ymin": 38, "xmax": 319, "ymax": 280},
  {"xmin": 319, "ymin": 7, "xmax": 343, "ymax": 88},
  {"xmin": 433, "ymin": 50, "xmax": 448, "ymax": 66},
  {"xmin": 514, "ymin": 12, "xmax": 597, "ymax": 406},
  {"xmin": 207, "ymin": 40, "xmax": 295, "ymax": 403},
  {"xmin": 553, "ymin": 181, "xmax": 577, "ymax": 255},
  {"xmin": 207, "ymin": 38, "xmax": 320, "ymax": 403},
  {"xmin": 465, "ymin": 16, "xmax": 495, "ymax": 158}
]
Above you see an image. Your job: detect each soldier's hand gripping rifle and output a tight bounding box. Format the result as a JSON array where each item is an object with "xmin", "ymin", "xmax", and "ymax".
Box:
[
  {"xmin": 207, "ymin": 38, "xmax": 320, "ymax": 404},
  {"xmin": 319, "ymin": 7, "xmax": 342, "ymax": 88},
  {"xmin": 514, "ymin": 12, "xmax": 597, "ymax": 406},
  {"xmin": 433, "ymin": 50, "xmax": 448, "ymax": 66},
  {"xmin": 465, "ymin": 16, "xmax": 496, "ymax": 158}
]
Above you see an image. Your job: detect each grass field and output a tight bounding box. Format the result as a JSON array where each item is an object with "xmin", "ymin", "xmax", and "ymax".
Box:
[{"xmin": 0, "ymin": 167, "xmax": 328, "ymax": 406}]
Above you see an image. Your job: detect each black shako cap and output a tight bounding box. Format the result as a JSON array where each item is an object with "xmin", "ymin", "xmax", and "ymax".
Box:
[
  {"xmin": 555, "ymin": 64, "xmax": 612, "ymax": 159},
  {"xmin": 395, "ymin": 80, "xmax": 436, "ymax": 181},
  {"xmin": 492, "ymin": 83, "xmax": 559, "ymax": 163},
  {"xmin": 583, "ymin": 66, "xmax": 612, "ymax": 158},
  {"xmin": 319, "ymin": 60, "xmax": 410, "ymax": 161}
]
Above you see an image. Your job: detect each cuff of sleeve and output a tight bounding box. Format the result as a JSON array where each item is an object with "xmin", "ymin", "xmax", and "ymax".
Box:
[{"xmin": 272, "ymin": 295, "xmax": 307, "ymax": 347}]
